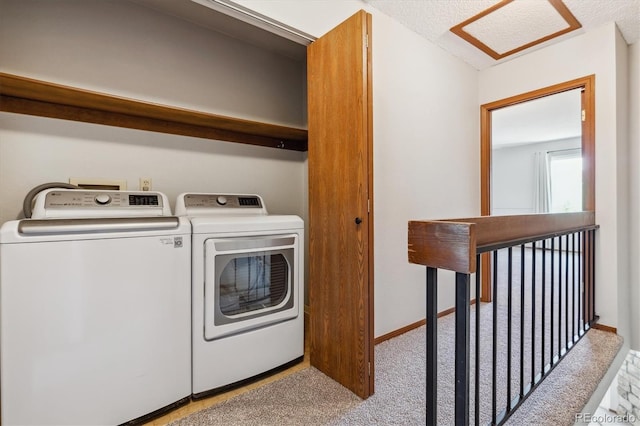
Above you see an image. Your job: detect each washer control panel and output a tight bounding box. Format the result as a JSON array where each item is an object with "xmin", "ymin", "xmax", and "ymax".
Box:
[
  {"xmin": 44, "ymin": 191, "xmax": 162, "ymax": 208},
  {"xmin": 32, "ymin": 189, "xmax": 172, "ymax": 218},
  {"xmin": 175, "ymin": 193, "xmax": 267, "ymax": 216}
]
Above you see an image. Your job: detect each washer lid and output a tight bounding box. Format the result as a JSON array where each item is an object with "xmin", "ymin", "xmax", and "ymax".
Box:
[
  {"xmin": 0, "ymin": 216, "xmax": 191, "ymax": 243},
  {"xmin": 190, "ymin": 215, "xmax": 303, "ymax": 234}
]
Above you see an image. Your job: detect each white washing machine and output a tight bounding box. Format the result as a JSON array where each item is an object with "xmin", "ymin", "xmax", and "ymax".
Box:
[
  {"xmin": 0, "ymin": 189, "xmax": 191, "ymax": 425},
  {"xmin": 175, "ymin": 193, "xmax": 304, "ymax": 398}
]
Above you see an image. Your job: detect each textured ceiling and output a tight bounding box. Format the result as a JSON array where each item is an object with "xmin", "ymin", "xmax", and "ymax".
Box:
[{"xmin": 364, "ymin": 0, "xmax": 640, "ymax": 70}]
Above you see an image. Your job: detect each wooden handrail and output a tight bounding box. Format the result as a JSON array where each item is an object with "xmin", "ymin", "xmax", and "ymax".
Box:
[
  {"xmin": 413, "ymin": 211, "xmax": 599, "ymax": 425},
  {"xmin": 408, "ymin": 212, "xmax": 596, "ymax": 273},
  {"xmin": 0, "ymin": 73, "xmax": 308, "ymax": 151}
]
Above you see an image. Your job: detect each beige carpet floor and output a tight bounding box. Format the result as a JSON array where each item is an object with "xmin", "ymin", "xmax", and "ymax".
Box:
[
  {"xmin": 171, "ymin": 248, "xmax": 623, "ymax": 425},
  {"xmin": 170, "ymin": 325, "xmax": 621, "ymax": 425}
]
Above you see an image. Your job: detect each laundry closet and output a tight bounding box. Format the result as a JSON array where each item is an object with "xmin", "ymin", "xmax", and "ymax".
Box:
[
  {"xmin": 1, "ymin": 0, "xmax": 375, "ymax": 409},
  {"xmin": 0, "ymin": 0, "xmax": 309, "ymax": 225}
]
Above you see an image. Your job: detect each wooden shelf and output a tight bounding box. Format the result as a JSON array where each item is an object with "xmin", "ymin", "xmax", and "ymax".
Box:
[{"xmin": 0, "ymin": 73, "xmax": 308, "ymax": 151}]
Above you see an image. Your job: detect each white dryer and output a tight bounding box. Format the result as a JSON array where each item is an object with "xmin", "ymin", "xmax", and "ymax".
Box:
[
  {"xmin": 0, "ymin": 189, "xmax": 191, "ymax": 425},
  {"xmin": 176, "ymin": 193, "xmax": 304, "ymax": 398}
]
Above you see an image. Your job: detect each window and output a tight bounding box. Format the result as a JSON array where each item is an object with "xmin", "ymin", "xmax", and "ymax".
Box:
[{"xmin": 548, "ymin": 148, "xmax": 582, "ymax": 212}]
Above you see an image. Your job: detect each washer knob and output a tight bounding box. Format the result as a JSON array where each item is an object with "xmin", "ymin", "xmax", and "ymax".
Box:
[
  {"xmin": 216, "ymin": 195, "xmax": 228, "ymax": 206},
  {"xmin": 95, "ymin": 194, "xmax": 112, "ymax": 205}
]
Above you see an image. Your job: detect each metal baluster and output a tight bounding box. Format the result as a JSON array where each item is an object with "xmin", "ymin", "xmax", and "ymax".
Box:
[
  {"xmin": 558, "ymin": 236, "xmax": 562, "ymax": 358},
  {"xmin": 475, "ymin": 254, "xmax": 481, "ymax": 426},
  {"xmin": 541, "ymin": 239, "xmax": 546, "ymax": 373},
  {"xmin": 520, "ymin": 244, "xmax": 525, "ymax": 398},
  {"xmin": 591, "ymin": 230, "xmax": 596, "ymax": 325},
  {"xmin": 492, "ymin": 251, "xmax": 499, "ymax": 424},
  {"xmin": 455, "ymin": 272, "xmax": 471, "ymax": 426},
  {"xmin": 580, "ymin": 231, "xmax": 587, "ymax": 334},
  {"xmin": 572, "ymin": 233, "xmax": 576, "ymax": 343},
  {"xmin": 531, "ymin": 241, "xmax": 536, "ymax": 385},
  {"xmin": 426, "ymin": 267, "xmax": 438, "ymax": 426},
  {"xmin": 565, "ymin": 235, "xmax": 569, "ymax": 353},
  {"xmin": 587, "ymin": 231, "xmax": 592, "ymax": 325},
  {"xmin": 587, "ymin": 230, "xmax": 592, "ymax": 325},
  {"xmin": 506, "ymin": 247, "xmax": 513, "ymax": 414},
  {"xmin": 550, "ymin": 237, "xmax": 555, "ymax": 365}
]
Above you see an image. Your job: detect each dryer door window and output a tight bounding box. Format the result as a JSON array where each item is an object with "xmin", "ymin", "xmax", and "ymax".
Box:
[
  {"xmin": 218, "ymin": 252, "xmax": 288, "ymax": 316},
  {"xmin": 203, "ymin": 235, "xmax": 299, "ymax": 341}
]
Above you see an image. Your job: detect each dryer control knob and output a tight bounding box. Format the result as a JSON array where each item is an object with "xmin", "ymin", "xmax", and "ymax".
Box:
[
  {"xmin": 216, "ymin": 196, "xmax": 228, "ymax": 206},
  {"xmin": 94, "ymin": 194, "xmax": 112, "ymax": 205}
]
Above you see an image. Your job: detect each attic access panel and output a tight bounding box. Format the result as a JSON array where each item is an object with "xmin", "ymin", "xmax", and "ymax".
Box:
[{"xmin": 450, "ymin": 0, "xmax": 581, "ymax": 60}]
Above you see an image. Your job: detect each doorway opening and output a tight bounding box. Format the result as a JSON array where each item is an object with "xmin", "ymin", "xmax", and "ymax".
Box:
[
  {"xmin": 480, "ymin": 75, "xmax": 595, "ymax": 302},
  {"xmin": 491, "ymin": 87, "xmax": 583, "ymax": 216}
]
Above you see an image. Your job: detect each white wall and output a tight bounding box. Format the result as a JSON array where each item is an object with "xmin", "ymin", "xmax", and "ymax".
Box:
[
  {"xmin": 615, "ymin": 28, "xmax": 630, "ymax": 349},
  {"xmin": 479, "ymin": 23, "xmax": 630, "ymax": 342},
  {"xmin": 371, "ymin": 12, "xmax": 479, "ymax": 335},
  {"xmin": 0, "ymin": 113, "xmax": 305, "ymax": 220},
  {"xmin": 0, "ymin": 1, "xmax": 307, "ymax": 219},
  {"xmin": 628, "ymin": 41, "xmax": 640, "ymax": 349},
  {"xmin": 493, "ymin": 137, "xmax": 581, "ymax": 216},
  {"xmin": 0, "ymin": 0, "xmax": 306, "ymax": 127},
  {"xmin": 234, "ymin": 0, "xmax": 480, "ymax": 336}
]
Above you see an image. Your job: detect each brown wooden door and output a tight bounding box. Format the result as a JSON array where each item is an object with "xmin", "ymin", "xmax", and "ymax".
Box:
[{"xmin": 307, "ymin": 10, "xmax": 374, "ymax": 399}]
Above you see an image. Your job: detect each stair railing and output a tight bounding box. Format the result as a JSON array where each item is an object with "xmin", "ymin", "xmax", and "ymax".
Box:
[{"xmin": 408, "ymin": 212, "xmax": 598, "ymax": 425}]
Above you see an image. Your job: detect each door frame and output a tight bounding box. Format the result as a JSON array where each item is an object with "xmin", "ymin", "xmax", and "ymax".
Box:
[{"xmin": 480, "ymin": 75, "xmax": 595, "ymax": 302}]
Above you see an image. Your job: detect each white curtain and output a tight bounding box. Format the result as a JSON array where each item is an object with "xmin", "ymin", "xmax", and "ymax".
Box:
[{"xmin": 533, "ymin": 151, "xmax": 550, "ymax": 213}]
